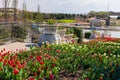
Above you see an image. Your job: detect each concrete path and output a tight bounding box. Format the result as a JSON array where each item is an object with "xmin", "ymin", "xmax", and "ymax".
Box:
[
  {"xmin": 0, "ymin": 39, "xmax": 90, "ymax": 53},
  {"xmin": 0, "ymin": 42, "xmax": 32, "ymax": 52}
]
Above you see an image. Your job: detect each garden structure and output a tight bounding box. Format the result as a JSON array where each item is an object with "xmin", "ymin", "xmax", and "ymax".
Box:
[{"xmin": 38, "ymin": 25, "xmax": 79, "ymax": 46}]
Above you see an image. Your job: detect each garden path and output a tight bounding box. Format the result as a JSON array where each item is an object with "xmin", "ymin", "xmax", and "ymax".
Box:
[
  {"xmin": 0, "ymin": 39, "xmax": 90, "ymax": 53},
  {"xmin": 0, "ymin": 42, "xmax": 30, "ymax": 52}
]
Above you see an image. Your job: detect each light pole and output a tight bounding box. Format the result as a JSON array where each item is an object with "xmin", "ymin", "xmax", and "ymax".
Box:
[{"xmin": 106, "ymin": 0, "xmax": 110, "ymax": 27}]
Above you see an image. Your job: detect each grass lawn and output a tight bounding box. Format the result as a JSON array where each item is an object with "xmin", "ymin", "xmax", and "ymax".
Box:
[{"xmin": 57, "ymin": 19, "xmax": 76, "ymax": 23}]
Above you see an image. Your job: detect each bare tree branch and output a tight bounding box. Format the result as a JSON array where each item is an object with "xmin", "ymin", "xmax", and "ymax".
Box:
[
  {"xmin": 2, "ymin": 0, "xmax": 11, "ymax": 22},
  {"xmin": 12, "ymin": 0, "xmax": 18, "ymax": 22}
]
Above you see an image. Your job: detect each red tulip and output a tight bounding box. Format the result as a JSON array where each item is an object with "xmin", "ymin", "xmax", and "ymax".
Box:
[
  {"xmin": 40, "ymin": 61, "xmax": 44, "ymax": 65},
  {"xmin": 56, "ymin": 50, "xmax": 61, "ymax": 53},
  {"xmin": 13, "ymin": 68, "xmax": 19, "ymax": 75},
  {"xmin": 34, "ymin": 72, "xmax": 37, "ymax": 76},
  {"xmin": 71, "ymin": 40, "xmax": 75, "ymax": 43},
  {"xmin": 99, "ymin": 77, "xmax": 103, "ymax": 80},
  {"xmin": 52, "ymin": 63, "xmax": 56, "ymax": 67},
  {"xmin": 3, "ymin": 60, "xmax": 8, "ymax": 66},
  {"xmin": 9, "ymin": 59, "xmax": 16, "ymax": 67},
  {"xmin": 18, "ymin": 64, "xmax": 24, "ymax": 69},
  {"xmin": 0, "ymin": 58, "xmax": 3, "ymax": 62},
  {"xmin": 41, "ymin": 66, "xmax": 44, "ymax": 70},
  {"xmin": 3, "ymin": 48, "xmax": 6, "ymax": 51},
  {"xmin": 16, "ymin": 49, "xmax": 18, "ymax": 51},
  {"xmin": 16, "ymin": 61, "xmax": 20, "ymax": 65},
  {"xmin": 37, "ymin": 69, "xmax": 41, "ymax": 74},
  {"xmin": 46, "ymin": 66, "xmax": 48, "ymax": 69},
  {"xmin": 36, "ymin": 56, "xmax": 42, "ymax": 61},
  {"xmin": 49, "ymin": 73, "xmax": 54, "ymax": 80},
  {"xmin": 29, "ymin": 56, "xmax": 33, "ymax": 58},
  {"xmin": 86, "ymin": 77, "xmax": 90, "ymax": 80},
  {"xmin": 1, "ymin": 50, "xmax": 3, "ymax": 53},
  {"xmin": 28, "ymin": 77, "xmax": 35, "ymax": 80}
]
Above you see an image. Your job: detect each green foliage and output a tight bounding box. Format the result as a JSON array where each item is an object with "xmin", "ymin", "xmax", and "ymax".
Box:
[
  {"xmin": 89, "ymin": 11, "xmax": 108, "ymax": 18},
  {"xmin": 74, "ymin": 28, "xmax": 83, "ymax": 42},
  {"xmin": 84, "ymin": 32, "xmax": 91, "ymax": 39},
  {"xmin": 0, "ymin": 28, "xmax": 10, "ymax": 39},
  {"xmin": 11, "ymin": 26, "xmax": 27, "ymax": 39},
  {"xmin": 46, "ymin": 19, "xmax": 56, "ymax": 25},
  {"xmin": 35, "ymin": 13, "xmax": 43, "ymax": 23},
  {"xmin": 65, "ymin": 28, "xmax": 74, "ymax": 34}
]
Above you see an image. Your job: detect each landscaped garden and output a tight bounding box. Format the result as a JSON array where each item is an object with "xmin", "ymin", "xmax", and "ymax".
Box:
[{"xmin": 0, "ymin": 38, "xmax": 120, "ymax": 80}]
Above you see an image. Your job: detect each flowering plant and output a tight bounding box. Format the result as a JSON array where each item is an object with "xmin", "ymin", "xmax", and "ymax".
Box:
[{"xmin": 0, "ymin": 38, "xmax": 120, "ymax": 79}]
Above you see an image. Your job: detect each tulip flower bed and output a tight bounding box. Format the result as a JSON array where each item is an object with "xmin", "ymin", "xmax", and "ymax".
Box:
[{"xmin": 0, "ymin": 38, "xmax": 120, "ymax": 80}]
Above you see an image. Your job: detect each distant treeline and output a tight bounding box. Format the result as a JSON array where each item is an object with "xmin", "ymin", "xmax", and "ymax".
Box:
[
  {"xmin": 28, "ymin": 12, "xmax": 89, "ymax": 20},
  {"xmin": 1, "ymin": 9, "xmax": 120, "ymax": 23},
  {"xmin": 28, "ymin": 11, "xmax": 120, "ymax": 21}
]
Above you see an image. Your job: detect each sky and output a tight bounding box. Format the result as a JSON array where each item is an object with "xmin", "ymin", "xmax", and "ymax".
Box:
[{"xmin": 0, "ymin": 0, "xmax": 120, "ymax": 14}]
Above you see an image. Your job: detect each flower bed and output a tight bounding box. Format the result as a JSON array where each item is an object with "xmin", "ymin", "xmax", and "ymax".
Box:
[{"xmin": 0, "ymin": 38, "xmax": 120, "ymax": 80}]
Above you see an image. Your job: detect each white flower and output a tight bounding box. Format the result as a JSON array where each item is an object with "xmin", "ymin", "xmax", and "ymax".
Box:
[
  {"xmin": 110, "ymin": 54, "xmax": 113, "ymax": 56},
  {"xmin": 113, "ymin": 55, "xmax": 116, "ymax": 58},
  {"xmin": 106, "ymin": 56, "xmax": 108, "ymax": 58},
  {"xmin": 103, "ymin": 53, "xmax": 106, "ymax": 56},
  {"xmin": 118, "ymin": 55, "xmax": 120, "ymax": 57},
  {"xmin": 42, "ymin": 42, "xmax": 45, "ymax": 44}
]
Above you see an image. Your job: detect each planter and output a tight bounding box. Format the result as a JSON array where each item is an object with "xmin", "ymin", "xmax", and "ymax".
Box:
[
  {"xmin": 38, "ymin": 34, "xmax": 61, "ymax": 46},
  {"xmin": 44, "ymin": 25, "xmax": 57, "ymax": 34},
  {"xmin": 64, "ymin": 34, "xmax": 73, "ymax": 39},
  {"xmin": 57, "ymin": 29, "xmax": 66, "ymax": 38},
  {"xmin": 71, "ymin": 38, "xmax": 79, "ymax": 43},
  {"xmin": 38, "ymin": 25, "xmax": 61, "ymax": 46}
]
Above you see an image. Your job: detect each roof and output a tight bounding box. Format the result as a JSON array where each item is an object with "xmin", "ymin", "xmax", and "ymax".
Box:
[{"xmin": 109, "ymin": 15, "xmax": 118, "ymax": 19}]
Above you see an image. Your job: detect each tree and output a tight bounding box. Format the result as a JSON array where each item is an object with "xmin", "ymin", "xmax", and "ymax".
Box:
[
  {"xmin": 22, "ymin": 0, "xmax": 28, "ymax": 27},
  {"xmin": 12, "ymin": 0, "xmax": 18, "ymax": 22},
  {"xmin": 2, "ymin": 0, "xmax": 11, "ymax": 22},
  {"xmin": 89, "ymin": 11, "xmax": 95, "ymax": 17},
  {"xmin": 35, "ymin": 4, "xmax": 43, "ymax": 23},
  {"xmin": 11, "ymin": 26, "xmax": 27, "ymax": 39}
]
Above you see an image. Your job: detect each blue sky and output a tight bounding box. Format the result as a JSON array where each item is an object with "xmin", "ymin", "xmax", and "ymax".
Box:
[{"xmin": 0, "ymin": 0, "xmax": 120, "ymax": 14}]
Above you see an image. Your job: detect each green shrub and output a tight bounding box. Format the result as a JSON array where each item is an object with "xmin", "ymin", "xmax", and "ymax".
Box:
[
  {"xmin": 65, "ymin": 28, "xmax": 74, "ymax": 34},
  {"xmin": 11, "ymin": 26, "xmax": 27, "ymax": 39},
  {"xmin": 0, "ymin": 29, "xmax": 10, "ymax": 39},
  {"xmin": 74, "ymin": 27, "xmax": 83, "ymax": 42},
  {"xmin": 84, "ymin": 32, "xmax": 91, "ymax": 39}
]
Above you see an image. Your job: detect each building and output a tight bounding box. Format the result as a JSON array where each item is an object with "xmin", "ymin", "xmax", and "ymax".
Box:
[{"xmin": 90, "ymin": 19, "xmax": 106, "ymax": 28}]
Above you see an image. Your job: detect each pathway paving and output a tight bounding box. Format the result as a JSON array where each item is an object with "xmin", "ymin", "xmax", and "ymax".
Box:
[
  {"xmin": 0, "ymin": 42, "xmax": 31, "ymax": 52},
  {"xmin": 0, "ymin": 39, "xmax": 90, "ymax": 53}
]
